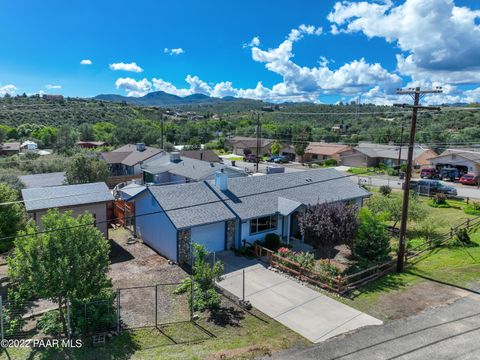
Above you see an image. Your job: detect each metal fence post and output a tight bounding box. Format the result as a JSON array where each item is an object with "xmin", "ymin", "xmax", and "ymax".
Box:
[
  {"xmin": 0, "ymin": 296, "xmax": 4, "ymax": 341},
  {"xmin": 154, "ymin": 285, "xmax": 158, "ymax": 328},
  {"xmin": 190, "ymin": 276, "xmax": 194, "ymax": 321},
  {"xmin": 242, "ymin": 269, "xmax": 245, "ymax": 302},
  {"xmin": 116, "ymin": 289, "xmax": 121, "ymax": 334}
]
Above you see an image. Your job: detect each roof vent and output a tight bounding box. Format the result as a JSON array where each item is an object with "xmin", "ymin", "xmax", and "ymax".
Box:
[
  {"xmin": 136, "ymin": 143, "xmax": 146, "ymax": 152},
  {"xmin": 170, "ymin": 152, "xmax": 181, "ymax": 163}
]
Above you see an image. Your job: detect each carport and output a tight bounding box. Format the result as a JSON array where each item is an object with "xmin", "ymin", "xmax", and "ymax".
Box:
[{"xmin": 216, "ymin": 252, "xmax": 382, "ymax": 343}]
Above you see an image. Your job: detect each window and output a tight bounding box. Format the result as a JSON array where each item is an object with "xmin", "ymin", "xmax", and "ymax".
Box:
[
  {"xmin": 312, "ymin": 154, "xmax": 318, "ymax": 160},
  {"xmin": 250, "ymin": 215, "xmax": 277, "ymax": 234}
]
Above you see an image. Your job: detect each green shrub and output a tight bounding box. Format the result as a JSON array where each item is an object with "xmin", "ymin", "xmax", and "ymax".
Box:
[
  {"xmin": 314, "ymin": 259, "xmax": 341, "ymax": 278},
  {"xmin": 354, "ymin": 208, "xmax": 391, "ymax": 262},
  {"xmin": 428, "ymin": 194, "xmax": 451, "ymax": 208},
  {"xmin": 264, "ymin": 233, "xmax": 281, "ymax": 251},
  {"xmin": 323, "ymin": 159, "xmax": 337, "ymax": 166},
  {"xmin": 379, "ymin": 185, "xmax": 392, "ymax": 196},
  {"xmin": 456, "ymin": 228, "xmax": 471, "ymax": 245},
  {"xmin": 38, "ymin": 310, "xmax": 62, "ymax": 336},
  {"xmin": 386, "ymin": 167, "xmax": 399, "ymax": 176},
  {"xmin": 464, "ymin": 201, "xmax": 480, "ymax": 215}
]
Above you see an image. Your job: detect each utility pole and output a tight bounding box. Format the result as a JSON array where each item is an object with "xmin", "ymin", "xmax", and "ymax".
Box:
[
  {"xmin": 255, "ymin": 112, "xmax": 261, "ymax": 173},
  {"xmin": 395, "ymin": 87, "xmax": 442, "ymax": 272},
  {"xmin": 160, "ymin": 112, "xmax": 164, "ymax": 150},
  {"xmin": 397, "ymin": 124, "xmax": 404, "ymax": 168}
]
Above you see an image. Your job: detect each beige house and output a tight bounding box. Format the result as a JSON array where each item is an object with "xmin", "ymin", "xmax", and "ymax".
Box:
[
  {"xmin": 22, "ymin": 182, "xmax": 114, "ymax": 238},
  {"xmin": 226, "ymin": 136, "xmax": 294, "ymax": 156},
  {"xmin": 303, "ymin": 142, "xmax": 353, "ymax": 163}
]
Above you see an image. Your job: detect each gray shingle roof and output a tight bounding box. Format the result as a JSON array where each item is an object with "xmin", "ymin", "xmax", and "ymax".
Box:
[
  {"xmin": 19, "ymin": 172, "xmax": 66, "ymax": 188},
  {"xmin": 22, "ymin": 182, "xmax": 114, "ymax": 212},
  {"xmin": 145, "ymin": 169, "xmax": 370, "ymax": 229},
  {"xmin": 433, "ymin": 149, "xmax": 480, "ymax": 164},
  {"xmin": 101, "ymin": 144, "xmax": 163, "ymax": 166},
  {"xmin": 355, "ymin": 142, "xmax": 427, "ymax": 161},
  {"xmin": 148, "ymin": 182, "xmax": 236, "ymax": 229}
]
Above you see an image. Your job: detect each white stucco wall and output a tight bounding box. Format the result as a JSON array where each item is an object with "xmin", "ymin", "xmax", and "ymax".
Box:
[
  {"xmin": 191, "ymin": 221, "xmax": 226, "ymax": 252},
  {"xmin": 135, "ymin": 192, "xmax": 178, "ymax": 261},
  {"xmin": 32, "ymin": 202, "xmax": 109, "ymax": 238}
]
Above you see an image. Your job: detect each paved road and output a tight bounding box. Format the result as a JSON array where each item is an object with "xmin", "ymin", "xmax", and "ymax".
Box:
[
  {"xmin": 269, "ymin": 294, "xmax": 480, "ymax": 360},
  {"xmin": 216, "ymin": 252, "xmax": 381, "ymax": 343}
]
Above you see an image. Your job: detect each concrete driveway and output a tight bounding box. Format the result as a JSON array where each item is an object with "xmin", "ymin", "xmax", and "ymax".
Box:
[{"xmin": 216, "ymin": 252, "xmax": 382, "ymax": 343}]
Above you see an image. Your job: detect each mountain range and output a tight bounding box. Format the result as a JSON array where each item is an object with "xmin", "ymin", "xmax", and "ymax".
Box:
[{"xmin": 93, "ymin": 91, "xmax": 266, "ymax": 107}]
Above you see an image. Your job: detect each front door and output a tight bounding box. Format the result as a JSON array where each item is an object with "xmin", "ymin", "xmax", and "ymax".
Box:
[{"xmin": 290, "ymin": 211, "xmax": 302, "ymax": 239}]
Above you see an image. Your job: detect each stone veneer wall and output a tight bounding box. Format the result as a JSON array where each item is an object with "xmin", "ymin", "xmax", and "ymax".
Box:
[
  {"xmin": 178, "ymin": 228, "xmax": 191, "ymax": 266},
  {"xmin": 226, "ymin": 220, "xmax": 235, "ymax": 250}
]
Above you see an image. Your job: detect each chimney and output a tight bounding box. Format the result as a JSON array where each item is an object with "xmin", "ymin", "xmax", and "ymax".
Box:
[
  {"xmin": 169, "ymin": 152, "xmax": 181, "ymax": 163},
  {"xmin": 214, "ymin": 169, "xmax": 228, "ymax": 191},
  {"xmin": 136, "ymin": 143, "xmax": 146, "ymax": 152}
]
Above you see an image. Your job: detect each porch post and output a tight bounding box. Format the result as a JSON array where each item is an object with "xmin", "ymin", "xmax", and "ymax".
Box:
[{"xmin": 286, "ymin": 214, "xmax": 291, "ymax": 245}]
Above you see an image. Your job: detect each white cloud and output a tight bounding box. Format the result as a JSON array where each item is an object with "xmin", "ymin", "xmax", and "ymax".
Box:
[
  {"xmin": 164, "ymin": 48, "xmax": 185, "ymax": 55},
  {"xmin": 109, "ymin": 62, "xmax": 143, "ymax": 73},
  {"xmin": 244, "ymin": 36, "xmax": 261, "ymax": 48},
  {"xmin": 0, "ymin": 84, "xmax": 17, "ymax": 96},
  {"xmin": 464, "ymin": 87, "xmax": 480, "ymax": 103},
  {"xmin": 328, "ymin": 0, "xmax": 480, "ymax": 84},
  {"xmin": 115, "ymin": 77, "xmax": 152, "ymax": 96},
  {"xmin": 45, "ymin": 84, "xmax": 62, "ymax": 90},
  {"xmin": 80, "ymin": 59, "xmax": 92, "ymax": 65}
]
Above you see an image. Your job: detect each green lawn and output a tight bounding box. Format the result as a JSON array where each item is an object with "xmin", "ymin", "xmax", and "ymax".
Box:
[{"xmin": 2, "ymin": 297, "xmax": 309, "ymax": 360}]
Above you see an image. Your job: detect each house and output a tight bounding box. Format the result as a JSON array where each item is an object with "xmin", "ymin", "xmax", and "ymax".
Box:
[
  {"xmin": 100, "ymin": 143, "xmax": 164, "ymax": 176},
  {"xmin": 132, "ymin": 169, "xmax": 370, "ymax": 265},
  {"xmin": 340, "ymin": 142, "xmax": 437, "ymax": 168},
  {"xmin": 19, "ymin": 172, "xmax": 66, "ymax": 188},
  {"xmin": 76, "ymin": 141, "xmax": 107, "ymax": 149},
  {"xmin": 303, "ymin": 142, "xmax": 353, "ymax": 163},
  {"xmin": 141, "ymin": 152, "xmax": 247, "ymax": 185},
  {"xmin": 180, "ymin": 149, "xmax": 221, "ymax": 163},
  {"xmin": 226, "ymin": 136, "xmax": 294, "ymax": 157},
  {"xmin": 0, "ymin": 142, "xmax": 20, "ymax": 156},
  {"xmin": 20, "ymin": 140, "xmax": 38, "ymax": 151},
  {"xmin": 21, "ymin": 182, "xmax": 114, "ymax": 238},
  {"xmin": 429, "ymin": 148, "xmax": 480, "ymax": 176}
]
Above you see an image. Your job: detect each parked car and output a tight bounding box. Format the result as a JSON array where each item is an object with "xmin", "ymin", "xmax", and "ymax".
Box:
[
  {"xmin": 282, "ymin": 153, "xmax": 296, "ymax": 161},
  {"xmin": 439, "ymin": 167, "xmax": 460, "ymax": 182},
  {"xmin": 273, "ymin": 155, "xmax": 289, "ymax": 164},
  {"xmin": 420, "ymin": 167, "xmax": 437, "ymax": 179},
  {"xmin": 243, "ymin": 154, "xmax": 259, "ymax": 162},
  {"xmin": 266, "ymin": 155, "xmax": 278, "ymax": 162},
  {"xmin": 408, "ymin": 179, "xmax": 458, "ymax": 196},
  {"xmin": 459, "ymin": 173, "xmax": 480, "ymax": 186}
]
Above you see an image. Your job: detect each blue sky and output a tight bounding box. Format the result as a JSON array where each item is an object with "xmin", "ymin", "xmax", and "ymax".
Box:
[{"xmin": 1, "ymin": 0, "xmax": 480, "ymax": 104}]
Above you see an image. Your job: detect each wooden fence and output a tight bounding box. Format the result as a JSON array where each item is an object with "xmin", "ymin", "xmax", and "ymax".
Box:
[{"xmin": 252, "ymin": 215, "xmax": 480, "ymax": 295}]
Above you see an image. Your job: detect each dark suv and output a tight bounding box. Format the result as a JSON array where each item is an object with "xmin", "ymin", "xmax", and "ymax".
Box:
[{"xmin": 408, "ymin": 179, "xmax": 457, "ymax": 196}]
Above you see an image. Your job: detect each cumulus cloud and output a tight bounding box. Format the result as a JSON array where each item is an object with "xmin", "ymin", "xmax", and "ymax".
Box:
[
  {"xmin": 243, "ymin": 36, "xmax": 261, "ymax": 48},
  {"xmin": 0, "ymin": 84, "xmax": 17, "ymax": 96},
  {"xmin": 109, "ymin": 62, "xmax": 143, "ymax": 72},
  {"xmin": 115, "ymin": 77, "xmax": 151, "ymax": 96},
  {"xmin": 45, "ymin": 84, "xmax": 62, "ymax": 90},
  {"xmin": 328, "ymin": 0, "xmax": 480, "ymax": 83},
  {"xmin": 80, "ymin": 59, "xmax": 92, "ymax": 65},
  {"xmin": 164, "ymin": 48, "xmax": 185, "ymax": 55}
]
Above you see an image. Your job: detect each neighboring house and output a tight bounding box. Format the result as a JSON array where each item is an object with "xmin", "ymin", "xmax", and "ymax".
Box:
[
  {"xmin": 21, "ymin": 182, "xmax": 114, "ymax": 238},
  {"xmin": 19, "ymin": 172, "xmax": 66, "ymax": 188},
  {"xmin": 132, "ymin": 169, "xmax": 370, "ymax": 265},
  {"xmin": 180, "ymin": 149, "xmax": 221, "ymax": 163},
  {"xmin": 303, "ymin": 142, "xmax": 353, "ymax": 163},
  {"xmin": 20, "ymin": 140, "xmax": 38, "ymax": 151},
  {"xmin": 76, "ymin": 141, "xmax": 107, "ymax": 149},
  {"xmin": 0, "ymin": 142, "xmax": 20, "ymax": 156},
  {"xmin": 430, "ymin": 149, "xmax": 480, "ymax": 176},
  {"xmin": 340, "ymin": 142, "xmax": 437, "ymax": 168},
  {"xmin": 226, "ymin": 136, "xmax": 294, "ymax": 156},
  {"xmin": 100, "ymin": 143, "xmax": 164, "ymax": 176},
  {"xmin": 141, "ymin": 152, "xmax": 247, "ymax": 185}
]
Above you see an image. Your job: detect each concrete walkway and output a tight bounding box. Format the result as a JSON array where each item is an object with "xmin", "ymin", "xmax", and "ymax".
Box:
[{"xmin": 216, "ymin": 252, "xmax": 382, "ymax": 343}]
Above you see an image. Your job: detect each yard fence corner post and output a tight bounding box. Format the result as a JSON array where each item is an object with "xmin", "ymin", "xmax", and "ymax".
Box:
[
  {"xmin": 190, "ymin": 275, "xmax": 194, "ymax": 322},
  {"xmin": 242, "ymin": 269, "xmax": 245, "ymax": 302},
  {"xmin": 116, "ymin": 288, "xmax": 120, "ymax": 334},
  {"xmin": 155, "ymin": 284, "xmax": 158, "ymax": 328},
  {"xmin": 0, "ymin": 295, "xmax": 4, "ymax": 341}
]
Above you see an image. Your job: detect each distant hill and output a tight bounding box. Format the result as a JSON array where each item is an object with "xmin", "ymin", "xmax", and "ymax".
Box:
[{"xmin": 93, "ymin": 91, "xmax": 266, "ymax": 107}]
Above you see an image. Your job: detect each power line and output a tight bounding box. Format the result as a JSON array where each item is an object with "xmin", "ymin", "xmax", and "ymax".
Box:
[{"xmin": 0, "ymin": 168, "xmax": 373, "ymax": 242}]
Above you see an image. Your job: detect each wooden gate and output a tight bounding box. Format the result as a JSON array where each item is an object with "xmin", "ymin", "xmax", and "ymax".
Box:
[{"xmin": 114, "ymin": 199, "xmax": 135, "ymax": 230}]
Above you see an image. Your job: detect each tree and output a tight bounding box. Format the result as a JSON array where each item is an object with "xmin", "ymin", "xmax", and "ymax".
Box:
[
  {"xmin": 78, "ymin": 123, "xmax": 94, "ymax": 141},
  {"xmin": 175, "ymin": 244, "xmax": 223, "ymax": 311},
  {"xmin": 355, "ymin": 208, "xmax": 391, "ymax": 262},
  {"xmin": 56, "ymin": 125, "xmax": 77, "ymax": 152},
  {"xmin": 0, "ymin": 183, "xmax": 26, "ymax": 252},
  {"xmin": 65, "ymin": 156, "xmax": 109, "ymax": 184},
  {"xmin": 299, "ymin": 202, "xmax": 358, "ymax": 258},
  {"xmin": 368, "ymin": 193, "xmax": 427, "ymax": 228},
  {"xmin": 8, "ymin": 209, "xmax": 112, "ymax": 335},
  {"xmin": 0, "ymin": 127, "xmax": 5, "ymax": 144},
  {"xmin": 270, "ymin": 141, "xmax": 281, "ymax": 156}
]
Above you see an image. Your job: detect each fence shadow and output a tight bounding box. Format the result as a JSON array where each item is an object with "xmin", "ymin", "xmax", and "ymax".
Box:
[{"xmin": 109, "ymin": 239, "xmax": 134, "ymax": 264}]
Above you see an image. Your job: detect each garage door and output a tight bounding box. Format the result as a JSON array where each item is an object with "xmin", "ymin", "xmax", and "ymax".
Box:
[{"xmin": 191, "ymin": 222, "xmax": 225, "ymax": 252}]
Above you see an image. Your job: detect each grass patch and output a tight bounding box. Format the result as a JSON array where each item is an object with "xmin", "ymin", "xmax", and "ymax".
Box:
[{"xmin": 2, "ymin": 297, "xmax": 309, "ymax": 360}]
